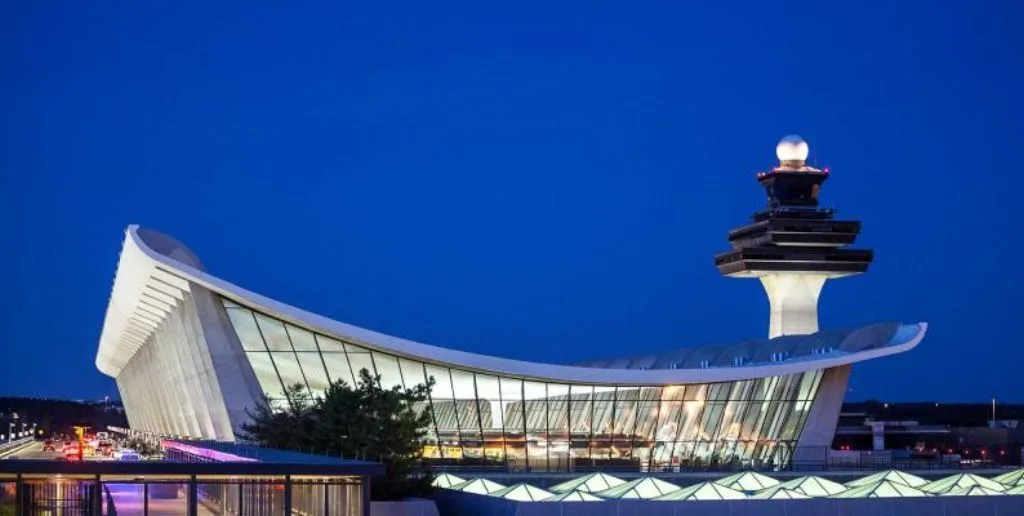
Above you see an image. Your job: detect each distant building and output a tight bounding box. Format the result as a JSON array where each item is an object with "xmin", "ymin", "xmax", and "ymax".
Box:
[
  {"xmin": 95, "ymin": 137, "xmax": 926, "ymax": 471},
  {"xmin": 832, "ymin": 406, "xmax": 1024, "ymax": 467}
]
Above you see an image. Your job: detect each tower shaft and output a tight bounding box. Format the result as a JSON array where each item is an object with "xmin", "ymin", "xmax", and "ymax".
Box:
[{"xmin": 760, "ymin": 273, "xmax": 827, "ymax": 338}]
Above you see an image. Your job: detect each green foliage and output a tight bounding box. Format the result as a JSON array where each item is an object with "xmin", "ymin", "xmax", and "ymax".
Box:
[
  {"xmin": 239, "ymin": 383, "xmax": 317, "ymax": 452},
  {"xmin": 241, "ymin": 369, "xmax": 436, "ymax": 501}
]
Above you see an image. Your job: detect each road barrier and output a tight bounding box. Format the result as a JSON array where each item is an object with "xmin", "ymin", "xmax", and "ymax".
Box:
[{"xmin": 0, "ymin": 437, "xmax": 37, "ymax": 459}]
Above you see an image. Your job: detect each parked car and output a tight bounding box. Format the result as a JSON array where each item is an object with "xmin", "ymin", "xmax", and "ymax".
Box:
[{"xmin": 114, "ymin": 448, "xmax": 141, "ymax": 461}]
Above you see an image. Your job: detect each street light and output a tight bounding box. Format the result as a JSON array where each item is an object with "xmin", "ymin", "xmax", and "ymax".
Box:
[{"xmin": 8, "ymin": 413, "xmax": 17, "ymax": 443}]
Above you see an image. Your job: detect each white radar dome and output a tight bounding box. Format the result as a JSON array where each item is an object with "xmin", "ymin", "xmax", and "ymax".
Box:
[{"xmin": 776, "ymin": 135, "xmax": 810, "ymax": 163}]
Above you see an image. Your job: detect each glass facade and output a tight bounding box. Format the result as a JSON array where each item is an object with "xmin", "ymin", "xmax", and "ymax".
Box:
[
  {"xmin": 222, "ymin": 298, "xmax": 824, "ymax": 471},
  {"xmin": 1, "ymin": 474, "xmax": 364, "ymax": 516}
]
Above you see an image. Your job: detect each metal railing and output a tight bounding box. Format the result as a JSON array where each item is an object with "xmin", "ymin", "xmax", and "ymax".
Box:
[{"xmin": 0, "ymin": 437, "xmax": 36, "ymax": 459}]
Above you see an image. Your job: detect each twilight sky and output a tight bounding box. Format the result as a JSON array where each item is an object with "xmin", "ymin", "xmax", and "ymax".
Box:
[{"xmin": 1, "ymin": 1, "xmax": 1021, "ymax": 402}]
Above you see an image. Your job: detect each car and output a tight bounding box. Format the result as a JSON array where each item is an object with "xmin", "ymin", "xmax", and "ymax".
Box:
[
  {"xmin": 42, "ymin": 440, "xmax": 56, "ymax": 452},
  {"xmin": 114, "ymin": 449, "xmax": 141, "ymax": 462}
]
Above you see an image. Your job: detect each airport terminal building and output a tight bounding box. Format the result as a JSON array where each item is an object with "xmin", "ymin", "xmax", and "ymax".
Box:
[{"xmin": 95, "ymin": 138, "xmax": 925, "ymax": 471}]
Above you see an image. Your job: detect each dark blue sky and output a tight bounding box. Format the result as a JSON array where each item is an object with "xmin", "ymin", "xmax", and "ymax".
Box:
[{"xmin": 2, "ymin": 1, "xmax": 1021, "ymax": 402}]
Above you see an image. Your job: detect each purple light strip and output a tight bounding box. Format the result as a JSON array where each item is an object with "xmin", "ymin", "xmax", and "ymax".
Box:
[{"xmin": 162, "ymin": 440, "xmax": 258, "ymax": 463}]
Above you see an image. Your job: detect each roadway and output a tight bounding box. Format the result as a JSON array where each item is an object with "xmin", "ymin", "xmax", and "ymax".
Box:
[
  {"xmin": 0, "ymin": 439, "xmax": 47, "ymax": 459},
  {"xmin": 2, "ymin": 441, "xmax": 112, "ymax": 461}
]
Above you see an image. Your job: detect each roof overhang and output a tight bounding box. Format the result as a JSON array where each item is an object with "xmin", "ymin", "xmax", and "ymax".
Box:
[
  {"xmin": 97, "ymin": 226, "xmax": 927, "ymax": 384},
  {"xmin": 95, "ymin": 227, "xmax": 192, "ymax": 376}
]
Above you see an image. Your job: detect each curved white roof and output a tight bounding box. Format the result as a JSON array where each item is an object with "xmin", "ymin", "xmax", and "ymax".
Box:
[{"xmin": 96, "ymin": 225, "xmax": 926, "ymax": 384}]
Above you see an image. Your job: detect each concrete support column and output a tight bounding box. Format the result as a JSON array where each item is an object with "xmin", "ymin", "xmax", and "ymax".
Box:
[
  {"xmin": 759, "ymin": 273, "xmax": 828, "ymax": 338},
  {"xmin": 363, "ymin": 477, "xmax": 372, "ymax": 516},
  {"xmin": 794, "ymin": 365, "xmax": 852, "ymax": 465},
  {"xmin": 188, "ymin": 475, "xmax": 198, "ymax": 516},
  {"xmin": 284, "ymin": 475, "xmax": 293, "ymax": 515}
]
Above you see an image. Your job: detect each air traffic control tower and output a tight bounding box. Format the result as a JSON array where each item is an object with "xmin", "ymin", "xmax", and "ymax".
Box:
[{"xmin": 716, "ymin": 136, "xmax": 873, "ymax": 338}]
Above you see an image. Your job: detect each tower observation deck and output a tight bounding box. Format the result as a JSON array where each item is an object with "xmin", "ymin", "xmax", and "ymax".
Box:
[{"xmin": 715, "ymin": 136, "xmax": 873, "ymax": 338}]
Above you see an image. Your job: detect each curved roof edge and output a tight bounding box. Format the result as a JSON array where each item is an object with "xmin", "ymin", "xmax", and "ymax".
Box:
[{"xmin": 96, "ymin": 225, "xmax": 927, "ymax": 384}]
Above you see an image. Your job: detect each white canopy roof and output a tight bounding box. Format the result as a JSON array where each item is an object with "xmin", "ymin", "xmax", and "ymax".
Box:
[{"xmin": 97, "ymin": 226, "xmax": 927, "ymax": 384}]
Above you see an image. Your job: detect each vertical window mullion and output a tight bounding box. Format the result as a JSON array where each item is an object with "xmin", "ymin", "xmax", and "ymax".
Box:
[
  {"xmin": 421, "ymin": 363, "xmax": 444, "ymax": 461},
  {"xmin": 686, "ymin": 385, "xmax": 711, "ymax": 463},
  {"xmin": 282, "ymin": 324, "xmax": 312, "ymax": 396},
  {"xmin": 249, "ymin": 311, "xmax": 288, "ymax": 406},
  {"xmin": 521, "ymin": 380, "xmax": 528, "ymax": 471},
  {"xmin": 447, "ymin": 369, "xmax": 465, "ymax": 459},
  {"xmin": 588, "ymin": 387, "xmax": 595, "ymax": 462},
  {"xmin": 497, "ymin": 378, "xmax": 507, "ymax": 467},
  {"xmin": 544, "ymin": 383, "xmax": 551, "ymax": 470},
  {"xmin": 667, "ymin": 385, "xmax": 689, "ymax": 468},
  {"xmin": 646, "ymin": 387, "xmax": 663, "ymax": 472},
  {"xmin": 472, "ymin": 374, "xmax": 485, "ymax": 457}
]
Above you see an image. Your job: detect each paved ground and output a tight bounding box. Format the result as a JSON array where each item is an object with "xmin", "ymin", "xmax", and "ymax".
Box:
[
  {"xmin": 4, "ymin": 440, "xmax": 52, "ymax": 460},
  {"xmin": 0, "ymin": 440, "xmax": 51, "ymax": 458}
]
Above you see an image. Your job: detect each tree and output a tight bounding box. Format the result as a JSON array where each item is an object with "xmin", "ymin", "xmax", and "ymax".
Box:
[
  {"xmin": 240, "ymin": 383, "xmax": 317, "ymax": 451},
  {"xmin": 242, "ymin": 369, "xmax": 435, "ymax": 501}
]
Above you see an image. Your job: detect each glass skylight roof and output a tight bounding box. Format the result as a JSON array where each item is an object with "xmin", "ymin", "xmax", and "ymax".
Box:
[
  {"xmin": 449, "ymin": 478, "xmax": 506, "ymax": 495},
  {"xmin": 1005, "ymin": 484, "xmax": 1024, "ymax": 495},
  {"xmin": 594, "ymin": 477, "xmax": 680, "ymax": 499},
  {"xmin": 489, "ymin": 483, "xmax": 554, "ymax": 501},
  {"xmin": 542, "ymin": 490, "xmax": 603, "ymax": 502},
  {"xmin": 920, "ymin": 473, "xmax": 1007, "ymax": 495},
  {"xmin": 777, "ymin": 475, "xmax": 847, "ymax": 496},
  {"xmin": 941, "ymin": 486, "xmax": 1006, "ymax": 497},
  {"xmin": 655, "ymin": 481, "xmax": 746, "ymax": 501},
  {"xmin": 548, "ymin": 472, "xmax": 626, "ymax": 494},
  {"xmin": 435, "ymin": 470, "xmax": 1024, "ymax": 503},
  {"xmin": 993, "ymin": 468, "xmax": 1024, "ymax": 487},
  {"xmin": 714, "ymin": 471, "xmax": 781, "ymax": 492},
  {"xmin": 750, "ymin": 486, "xmax": 810, "ymax": 499},
  {"xmin": 845, "ymin": 469, "xmax": 928, "ymax": 488},
  {"xmin": 831, "ymin": 479, "xmax": 929, "ymax": 498},
  {"xmin": 431, "ymin": 473, "xmax": 466, "ymax": 488}
]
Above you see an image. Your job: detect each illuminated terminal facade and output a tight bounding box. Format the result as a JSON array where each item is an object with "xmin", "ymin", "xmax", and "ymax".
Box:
[{"xmin": 95, "ymin": 137, "xmax": 925, "ymax": 471}]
